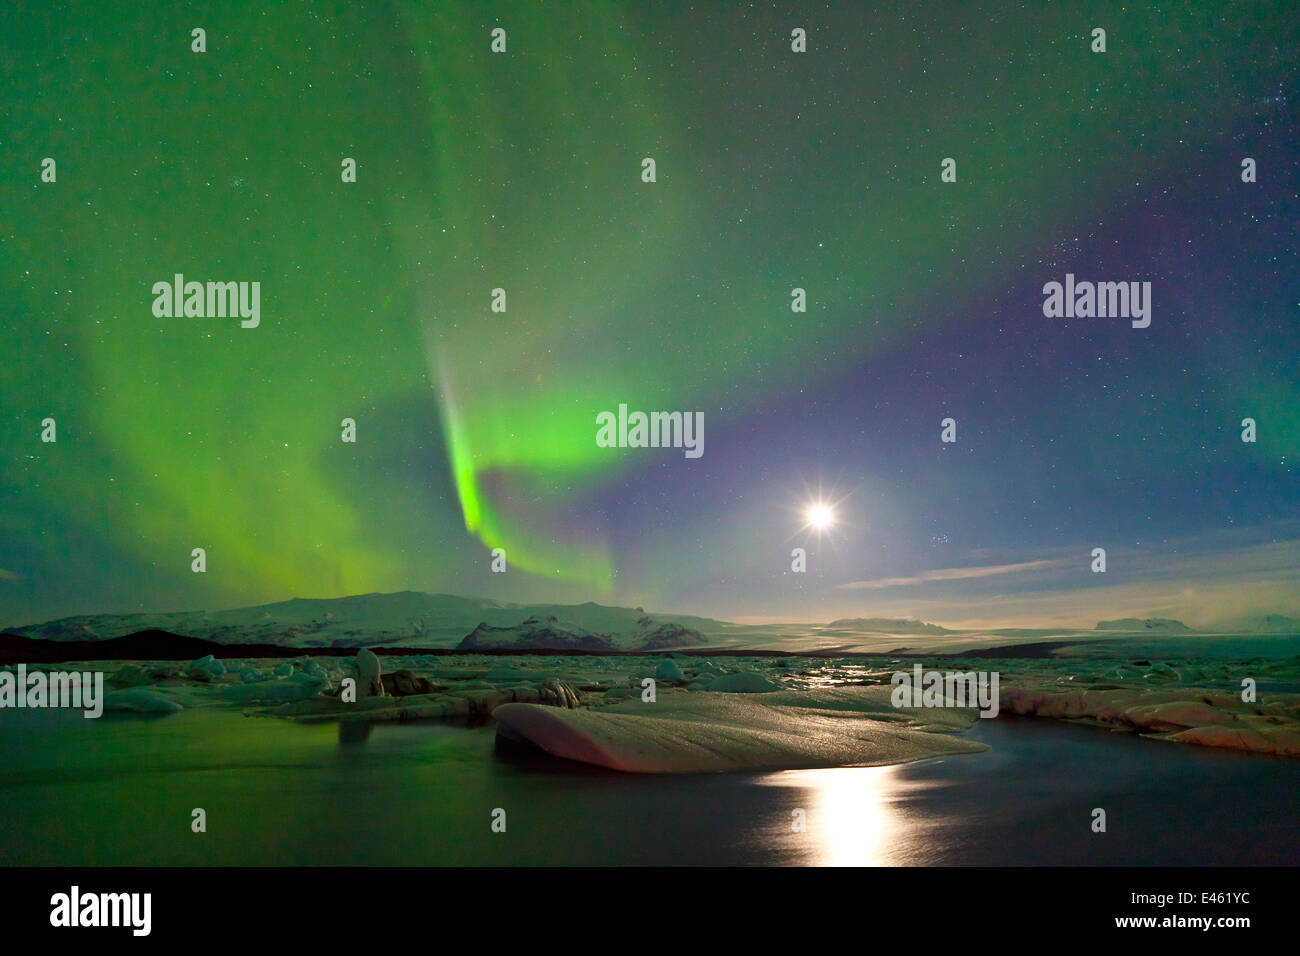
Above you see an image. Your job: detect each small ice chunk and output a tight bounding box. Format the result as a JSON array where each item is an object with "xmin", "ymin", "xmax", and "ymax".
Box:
[
  {"xmin": 708, "ymin": 672, "xmax": 780, "ymax": 693},
  {"xmin": 186, "ymin": 654, "xmax": 225, "ymax": 681},
  {"xmin": 221, "ymin": 671, "xmax": 326, "ymax": 703},
  {"xmin": 103, "ymin": 689, "xmax": 183, "ymax": 714},
  {"xmin": 655, "ymin": 660, "xmax": 684, "ymax": 682},
  {"xmin": 355, "ymin": 648, "xmax": 384, "ymax": 698},
  {"xmin": 110, "ymin": 665, "xmax": 151, "ymax": 687}
]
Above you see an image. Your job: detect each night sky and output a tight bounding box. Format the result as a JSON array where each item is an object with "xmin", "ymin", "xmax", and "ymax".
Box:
[{"xmin": 2, "ymin": 1, "xmax": 1297, "ymax": 628}]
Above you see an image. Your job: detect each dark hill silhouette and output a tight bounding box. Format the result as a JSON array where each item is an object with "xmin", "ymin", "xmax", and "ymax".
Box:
[{"xmin": 0, "ymin": 629, "xmax": 355, "ymax": 664}]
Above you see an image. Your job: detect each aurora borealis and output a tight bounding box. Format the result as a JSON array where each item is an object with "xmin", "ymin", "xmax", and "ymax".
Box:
[{"xmin": 2, "ymin": 1, "xmax": 1297, "ymax": 628}]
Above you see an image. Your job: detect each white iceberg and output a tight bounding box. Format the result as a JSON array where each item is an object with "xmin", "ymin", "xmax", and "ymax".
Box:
[
  {"xmin": 102, "ymin": 689, "xmax": 183, "ymax": 714},
  {"xmin": 493, "ymin": 686, "xmax": 984, "ymax": 773}
]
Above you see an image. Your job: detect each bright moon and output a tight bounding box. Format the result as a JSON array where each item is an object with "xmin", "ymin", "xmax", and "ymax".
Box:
[{"xmin": 807, "ymin": 504, "xmax": 834, "ymax": 530}]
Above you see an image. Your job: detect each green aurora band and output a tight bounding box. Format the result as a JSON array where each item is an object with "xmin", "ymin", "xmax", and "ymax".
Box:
[{"xmin": 1, "ymin": 1, "xmax": 1293, "ymax": 615}]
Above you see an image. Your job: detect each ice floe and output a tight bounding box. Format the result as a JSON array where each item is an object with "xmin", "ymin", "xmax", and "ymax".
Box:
[{"xmin": 493, "ymin": 686, "xmax": 985, "ymax": 773}]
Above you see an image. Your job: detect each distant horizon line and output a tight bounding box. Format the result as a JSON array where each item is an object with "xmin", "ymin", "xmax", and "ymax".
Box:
[{"xmin": 7, "ymin": 587, "xmax": 1297, "ymax": 635}]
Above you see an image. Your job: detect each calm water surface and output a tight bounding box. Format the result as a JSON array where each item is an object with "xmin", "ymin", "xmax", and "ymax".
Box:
[{"xmin": 1, "ymin": 708, "xmax": 1296, "ymax": 865}]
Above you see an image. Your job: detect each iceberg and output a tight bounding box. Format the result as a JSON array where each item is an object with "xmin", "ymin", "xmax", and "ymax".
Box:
[{"xmin": 493, "ymin": 686, "xmax": 985, "ymax": 773}]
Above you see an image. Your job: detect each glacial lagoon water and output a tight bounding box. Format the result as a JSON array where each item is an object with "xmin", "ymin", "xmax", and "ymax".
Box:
[{"xmin": 1, "ymin": 707, "xmax": 1296, "ymax": 866}]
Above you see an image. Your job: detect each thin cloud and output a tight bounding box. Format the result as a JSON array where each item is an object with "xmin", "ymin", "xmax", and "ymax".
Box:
[{"xmin": 837, "ymin": 559, "xmax": 1061, "ymax": 590}]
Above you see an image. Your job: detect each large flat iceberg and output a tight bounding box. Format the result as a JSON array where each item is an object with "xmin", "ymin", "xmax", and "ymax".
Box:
[{"xmin": 493, "ymin": 686, "xmax": 986, "ymax": 773}]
